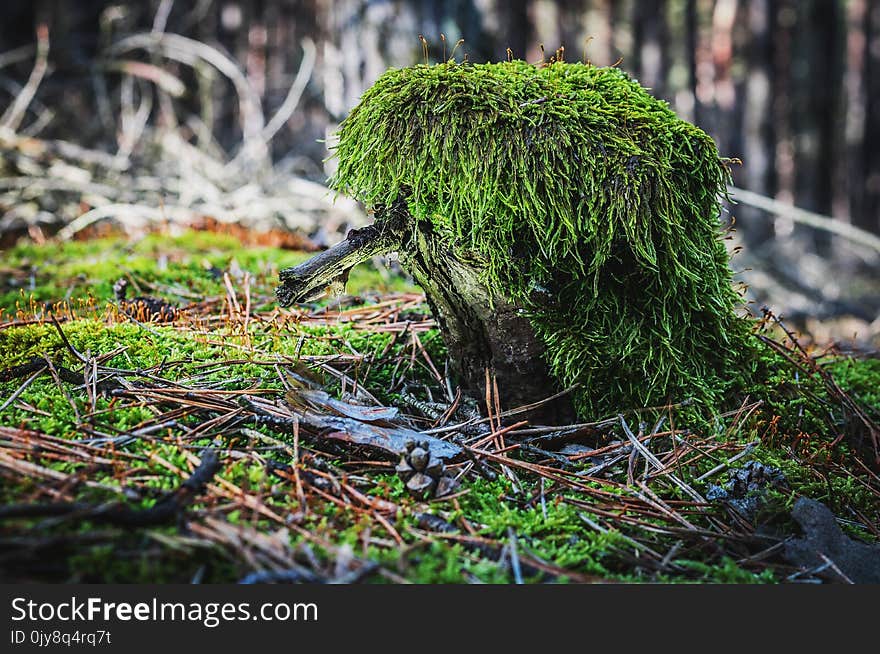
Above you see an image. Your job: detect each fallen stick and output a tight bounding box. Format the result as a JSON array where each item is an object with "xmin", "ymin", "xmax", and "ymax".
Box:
[
  {"xmin": 0, "ymin": 449, "xmax": 221, "ymax": 527},
  {"xmin": 276, "ymin": 218, "xmax": 406, "ymax": 306}
]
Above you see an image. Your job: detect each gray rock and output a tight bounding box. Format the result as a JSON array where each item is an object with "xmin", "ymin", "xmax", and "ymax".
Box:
[{"xmin": 783, "ymin": 497, "xmax": 880, "ymax": 584}]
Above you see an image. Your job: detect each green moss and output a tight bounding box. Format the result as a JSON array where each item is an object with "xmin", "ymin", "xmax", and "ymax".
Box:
[
  {"xmin": 0, "ymin": 318, "xmax": 417, "ymax": 438},
  {"xmin": 668, "ymin": 558, "xmax": 777, "ymax": 584},
  {"xmin": 330, "ymin": 59, "xmax": 750, "ymax": 416},
  {"xmin": 3, "ymin": 222, "xmax": 876, "ymax": 583},
  {"xmin": 0, "ymin": 228, "xmax": 414, "ymax": 317},
  {"xmin": 828, "ymin": 357, "xmax": 880, "ymax": 420}
]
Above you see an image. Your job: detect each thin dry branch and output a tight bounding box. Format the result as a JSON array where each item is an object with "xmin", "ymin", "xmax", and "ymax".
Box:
[
  {"xmin": 109, "ymin": 32, "xmax": 266, "ymax": 163},
  {"xmin": 0, "ymin": 24, "xmax": 49, "ymax": 133}
]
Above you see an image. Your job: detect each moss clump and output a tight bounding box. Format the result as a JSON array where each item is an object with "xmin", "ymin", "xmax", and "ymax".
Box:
[{"xmin": 330, "ymin": 59, "xmax": 751, "ymax": 416}]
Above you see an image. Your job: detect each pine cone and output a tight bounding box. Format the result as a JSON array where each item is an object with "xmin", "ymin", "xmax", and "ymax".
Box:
[{"xmin": 395, "ymin": 439, "xmax": 459, "ymax": 499}]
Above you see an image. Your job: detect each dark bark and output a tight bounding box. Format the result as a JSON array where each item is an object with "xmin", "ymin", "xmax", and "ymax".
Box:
[
  {"xmin": 861, "ymin": 1, "xmax": 880, "ymax": 234},
  {"xmin": 495, "ymin": 0, "xmax": 531, "ymax": 61},
  {"xmin": 739, "ymin": 0, "xmax": 776, "ymax": 245},
  {"xmin": 792, "ymin": 0, "xmax": 843, "ymax": 254},
  {"xmin": 400, "ymin": 221, "xmax": 575, "ymax": 424},
  {"xmin": 276, "ymin": 218, "xmax": 406, "ymax": 305},
  {"xmin": 685, "ymin": 0, "xmax": 699, "ymax": 125},
  {"xmin": 845, "ymin": 0, "xmax": 868, "ymax": 232},
  {"xmin": 709, "ymin": 0, "xmax": 739, "ymax": 156},
  {"xmin": 276, "ymin": 203, "xmax": 576, "ymax": 424},
  {"xmin": 632, "ymin": 0, "xmax": 668, "ymax": 99},
  {"xmin": 772, "ymin": 0, "xmax": 795, "ymax": 204}
]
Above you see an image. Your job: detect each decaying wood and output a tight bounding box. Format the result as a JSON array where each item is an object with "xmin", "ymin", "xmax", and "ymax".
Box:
[
  {"xmin": 276, "ymin": 202, "xmax": 576, "ymax": 423},
  {"xmin": 244, "ymin": 394, "xmax": 463, "ymax": 463},
  {"xmin": 276, "ymin": 209, "xmax": 407, "ymax": 305}
]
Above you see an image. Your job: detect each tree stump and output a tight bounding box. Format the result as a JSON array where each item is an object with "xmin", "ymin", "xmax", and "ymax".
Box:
[
  {"xmin": 277, "ymin": 200, "xmax": 577, "ymax": 422},
  {"xmin": 279, "ymin": 59, "xmax": 752, "ymax": 421}
]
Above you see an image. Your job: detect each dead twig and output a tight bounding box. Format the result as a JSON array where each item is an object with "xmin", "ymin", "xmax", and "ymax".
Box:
[{"xmin": 0, "ymin": 24, "xmax": 49, "ymax": 133}]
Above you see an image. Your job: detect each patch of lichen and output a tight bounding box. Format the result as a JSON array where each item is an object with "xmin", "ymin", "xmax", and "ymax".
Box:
[{"xmin": 330, "ymin": 59, "xmax": 750, "ymax": 416}]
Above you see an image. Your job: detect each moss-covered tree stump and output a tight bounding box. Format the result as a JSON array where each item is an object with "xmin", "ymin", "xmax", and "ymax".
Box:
[{"xmin": 277, "ymin": 60, "xmax": 752, "ymax": 421}]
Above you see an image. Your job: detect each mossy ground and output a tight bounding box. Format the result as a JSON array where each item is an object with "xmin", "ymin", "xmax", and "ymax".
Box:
[{"xmin": 1, "ymin": 228, "xmax": 878, "ymax": 583}]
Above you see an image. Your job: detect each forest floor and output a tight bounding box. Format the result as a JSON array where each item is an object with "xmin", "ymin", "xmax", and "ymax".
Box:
[{"xmin": 1, "ymin": 226, "xmax": 879, "ymax": 583}]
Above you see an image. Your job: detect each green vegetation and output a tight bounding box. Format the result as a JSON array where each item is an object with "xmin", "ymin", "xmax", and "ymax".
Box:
[
  {"xmin": 1, "ymin": 227, "xmax": 877, "ymax": 584},
  {"xmin": 0, "ymin": 229, "xmax": 412, "ymax": 316},
  {"xmin": 331, "ymin": 59, "xmax": 750, "ymax": 416}
]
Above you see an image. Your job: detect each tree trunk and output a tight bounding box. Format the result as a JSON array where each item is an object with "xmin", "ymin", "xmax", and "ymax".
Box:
[
  {"xmin": 685, "ymin": 0, "xmax": 699, "ymax": 125},
  {"xmin": 861, "ymin": 1, "xmax": 880, "ymax": 234},
  {"xmin": 739, "ymin": 0, "xmax": 776, "ymax": 246},
  {"xmin": 792, "ymin": 0, "xmax": 843, "ymax": 255},
  {"xmin": 844, "ymin": 0, "xmax": 868, "ymax": 232},
  {"xmin": 632, "ymin": 0, "xmax": 668, "ymax": 99},
  {"xmin": 276, "ymin": 203, "xmax": 576, "ymax": 424}
]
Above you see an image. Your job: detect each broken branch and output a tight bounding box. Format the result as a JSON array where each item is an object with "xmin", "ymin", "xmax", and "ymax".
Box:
[{"xmin": 276, "ymin": 206, "xmax": 407, "ymax": 305}]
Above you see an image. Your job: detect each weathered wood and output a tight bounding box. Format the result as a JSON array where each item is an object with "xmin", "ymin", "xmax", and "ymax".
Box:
[
  {"xmin": 276, "ymin": 204, "xmax": 576, "ymax": 424},
  {"xmin": 399, "ymin": 220, "xmax": 576, "ymax": 424},
  {"xmin": 275, "ymin": 213, "xmax": 405, "ymax": 305}
]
